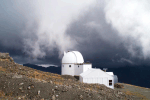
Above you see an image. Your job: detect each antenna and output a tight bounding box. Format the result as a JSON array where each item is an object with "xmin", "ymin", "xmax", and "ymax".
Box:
[{"xmin": 103, "ymin": 68, "xmax": 108, "ymax": 72}]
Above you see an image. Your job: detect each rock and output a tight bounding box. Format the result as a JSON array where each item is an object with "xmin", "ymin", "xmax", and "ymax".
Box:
[
  {"xmin": 114, "ymin": 83, "xmax": 124, "ymax": 88},
  {"xmin": 27, "ymin": 86, "xmax": 31, "ymax": 90},
  {"xmin": 18, "ymin": 97, "xmax": 21, "ymax": 100},
  {"xmin": 12, "ymin": 74, "xmax": 22, "ymax": 78},
  {"xmin": 21, "ymin": 90, "xmax": 24, "ymax": 93},
  {"xmin": 38, "ymin": 90, "xmax": 40, "ymax": 95},
  {"xmin": 52, "ymin": 95, "xmax": 55, "ymax": 100},
  {"xmin": 41, "ymin": 98, "xmax": 44, "ymax": 100},
  {"xmin": 118, "ymin": 91, "xmax": 123, "ymax": 94},
  {"xmin": 19, "ymin": 83, "xmax": 24, "ymax": 85},
  {"xmin": 79, "ymin": 95, "xmax": 83, "ymax": 99},
  {"xmin": 49, "ymin": 80, "xmax": 53, "ymax": 84},
  {"xmin": 55, "ymin": 86, "xmax": 58, "ymax": 90},
  {"xmin": 0, "ymin": 53, "xmax": 9, "ymax": 59},
  {"xmin": 19, "ymin": 87, "xmax": 23, "ymax": 90},
  {"xmin": 10, "ymin": 57, "xmax": 14, "ymax": 62},
  {"xmin": 85, "ymin": 90, "xmax": 88, "ymax": 93},
  {"xmin": 52, "ymin": 89, "xmax": 54, "ymax": 91},
  {"xmin": 62, "ymin": 89, "xmax": 68, "ymax": 92},
  {"xmin": 62, "ymin": 87, "xmax": 68, "ymax": 92},
  {"xmin": 56, "ymin": 95, "xmax": 59, "ymax": 98},
  {"xmin": 22, "ymin": 96, "xmax": 26, "ymax": 99},
  {"xmin": 30, "ymin": 84, "xmax": 35, "ymax": 88}
]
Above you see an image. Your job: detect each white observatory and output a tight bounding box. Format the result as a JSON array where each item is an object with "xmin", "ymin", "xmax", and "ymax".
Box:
[
  {"xmin": 61, "ymin": 51, "xmax": 92, "ymax": 76},
  {"xmin": 61, "ymin": 51, "xmax": 118, "ymax": 89}
]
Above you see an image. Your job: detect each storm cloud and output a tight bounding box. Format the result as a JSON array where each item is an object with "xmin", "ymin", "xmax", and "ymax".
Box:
[{"xmin": 0, "ymin": 0, "xmax": 150, "ymax": 67}]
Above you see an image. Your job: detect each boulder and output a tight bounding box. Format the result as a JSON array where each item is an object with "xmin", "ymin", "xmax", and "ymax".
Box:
[
  {"xmin": 114, "ymin": 83, "xmax": 124, "ymax": 88},
  {"xmin": 0, "ymin": 52, "xmax": 14, "ymax": 62},
  {"xmin": 0, "ymin": 53, "xmax": 10, "ymax": 59}
]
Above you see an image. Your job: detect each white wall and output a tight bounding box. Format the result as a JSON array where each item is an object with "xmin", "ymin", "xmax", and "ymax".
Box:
[
  {"xmin": 81, "ymin": 77, "xmax": 114, "ymax": 89},
  {"xmin": 80, "ymin": 69, "xmax": 114, "ymax": 89},
  {"xmin": 61, "ymin": 64, "xmax": 74, "ymax": 76},
  {"xmin": 80, "ymin": 76, "xmax": 83, "ymax": 82},
  {"xmin": 83, "ymin": 64, "xmax": 92, "ymax": 72},
  {"xmin": 74, "ymin": 64, "xmax": 83, "ymax": 76}
]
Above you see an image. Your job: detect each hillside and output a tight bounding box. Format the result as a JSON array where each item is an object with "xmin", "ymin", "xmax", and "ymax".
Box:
[{"xmin": 0, "ymin": 52, "xmax": 147, "ymax": 100}]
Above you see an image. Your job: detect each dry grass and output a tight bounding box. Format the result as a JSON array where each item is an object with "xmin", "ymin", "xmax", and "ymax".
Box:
[
  {"xmin": 0, "ymin": 90, "xmax": 17, "ymax": 100},
  {"xmin": 0, "ymin": 58, "xmax": 9, "ymax": 62},
  {"xmin": 123, "ymin": 90, "xmax": 135, "ymax": 96},
  {"xmin": 53, "ymin": 81, "xmax": 64, "ymax": 85},
  {"xmin": 0, "ymin": 66, "xmax": 6, "ymax": 72},
  {"xmin": 0, "ymin": 90, "xmax": 5, "ymax": 97},
  {"xmin": 28, "ymin": 70, "xmax": 64, "ymax": 82},
  {"xmin": 84, "ymin": 87, "xmax": 98, "ymax": 93},
  {"xmin": 123, "ymin": 90, "xmax": 148, "ymax": 100},
  {"xmin": 123, "ymin": 83, "xmax": 150, "ymax": 90}
]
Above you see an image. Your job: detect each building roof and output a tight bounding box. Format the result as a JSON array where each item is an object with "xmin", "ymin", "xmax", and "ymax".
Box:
[
  {"xmin": 106, "ymin": 72, "xmax": 114, "ymax": 76},
  {"xmin": 62, "ymin": 51, "xmax": 84, "ymax": 63},
  {"xmin": 80, "ymin": 68, "xmax": 97, "ymax": 77},
  {"xmin": 80, "ymin": 68, "xmax": 114, "ymax": 78}
]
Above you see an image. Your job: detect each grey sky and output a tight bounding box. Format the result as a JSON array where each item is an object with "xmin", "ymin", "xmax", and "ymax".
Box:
[{"xmin": 0, "ymin": 0, "xmax": 150, "ymax": 67}]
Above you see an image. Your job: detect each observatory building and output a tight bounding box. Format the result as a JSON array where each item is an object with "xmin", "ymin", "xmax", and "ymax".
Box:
[{"xmin": 61, "ymin": 51, "xmax": 118, "ymax": 89}]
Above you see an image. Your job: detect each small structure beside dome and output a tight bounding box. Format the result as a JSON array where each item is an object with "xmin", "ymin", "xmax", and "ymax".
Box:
[{"xmin": 61, "ymin": 51, "xmax": 118, "ymax": 89}]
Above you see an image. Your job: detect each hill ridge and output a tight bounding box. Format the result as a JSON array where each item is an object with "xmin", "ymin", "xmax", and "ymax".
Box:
[{"xmin": 0, "ymin": 52, "xmax": 146, "ymax": 100}]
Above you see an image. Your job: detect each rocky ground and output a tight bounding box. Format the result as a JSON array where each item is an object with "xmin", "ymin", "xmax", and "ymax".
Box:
[{"xmin": 0, "ymin": 53, "xmax": 147, "ymax": 100}]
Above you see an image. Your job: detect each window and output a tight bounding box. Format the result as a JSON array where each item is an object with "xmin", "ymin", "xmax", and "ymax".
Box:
[
  {"xmin": 78, "ymin": 65, "xmax": 79, "ymax": 68},
  {"xmin": 69, "ymin": 65, "xmax": 71, "ymax": 67},
  {"xmin": 109, "ymin": 80, "xmax": 112, "ymax": 86}
]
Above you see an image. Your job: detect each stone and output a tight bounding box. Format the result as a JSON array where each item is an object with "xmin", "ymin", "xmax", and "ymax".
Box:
[
  {"xmin": 0, "ymin": 53, "xmax": 9, "ymax": 59},
  {"xmin": 38, "ymin": 90, "xmax": 40, "ymax": 95},
  {"xmin": 19, "ymin": 83, "xmax": 24, "ymax": 85},
  {"xmin": 52, "ymin": 95, "xmax": 55, "ymax": 100},
  {"xmin": 118, "ymin": 91, "xmax": 123, "ymax": 94},
  {"xmin": 21, "ymin": 90, "xmax": 24, "ymax": 93},
  {"xmin": 52, "ymin": 89, "xmax": 54, "ymax": 91},
  {"xmin": 30, "ymin": 84, "xmax": 35, "ymax": 88},
  {"xmin": 12, "ymin": 74, "xmax": 22, "ymax": 78},
  {"xmin": 55, "ymin": 86, "xmax": 58, "ymax": 90},
  {"xmin": 27, "ymin": 86, "xmax": 31, "ymax": 90},
  {"xmin": 18, "ymin": 97, "xmax": 21, "ymax": 100},
  {"xmin": 79, "ymin": 95, "xmax": 83, "ymax": 99},
  {"xmin": 114, "ymin": 83, "xmax": 124, "ymax": 88},
  {"xmin": 19, "ymin": 87, "xmax": 23, "ymax": 90},
  {"xmin": 56, "ymin": 95, "xmax": 59, "ymax": 98},
  {"xmin": 10, "ymin": 57, "xmax": 14, "ymax": 62},
  {"xmin": 49, "ymin": 80, "xmax": 53, "ymax": 84}
]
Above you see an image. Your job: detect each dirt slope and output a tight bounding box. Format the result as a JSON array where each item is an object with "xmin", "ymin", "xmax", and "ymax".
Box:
[{"xmin": 0, "ymin": 52, "xmax": 146, "ymax": 100}]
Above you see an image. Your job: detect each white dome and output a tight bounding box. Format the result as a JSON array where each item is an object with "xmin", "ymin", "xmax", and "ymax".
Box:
[{"xmin": 62, "ymin": 51, "xmax": 84, "ymax": 63}]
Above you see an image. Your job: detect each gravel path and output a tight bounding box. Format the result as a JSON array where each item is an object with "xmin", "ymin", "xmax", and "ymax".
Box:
[{"xmin": 115, "ymin": 83, "xmax": 150, "ymax": 100}]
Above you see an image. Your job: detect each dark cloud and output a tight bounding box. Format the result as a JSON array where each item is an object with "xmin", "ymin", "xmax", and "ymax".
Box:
[
  {"xmin": 65, "ymin": 4, "xmax": 145, "ymax": 68},
  {"xmin": 0, "ymin": 0, "xmax": 150, "ymax": 67}
]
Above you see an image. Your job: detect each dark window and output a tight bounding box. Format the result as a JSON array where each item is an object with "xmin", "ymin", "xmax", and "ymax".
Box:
[
  {"xmin": 69, "ymin": 65, "xmax": 71, "ymax": 67},
  {"xmin": 78, "ymin": 65, "xmax": 79, "ymax": 68},
  {"xmin": 109, "ymin": 80, "xmax": 112, "ymax": 82},
  {"xmin": 109, "ymin": 80, "xmax": 112, "ymax": 86}
]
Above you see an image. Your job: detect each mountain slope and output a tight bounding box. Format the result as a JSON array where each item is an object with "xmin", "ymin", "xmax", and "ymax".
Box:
[{"xmin": 0, "ymin": 52, "xmax": 146, "ymax": 100}]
